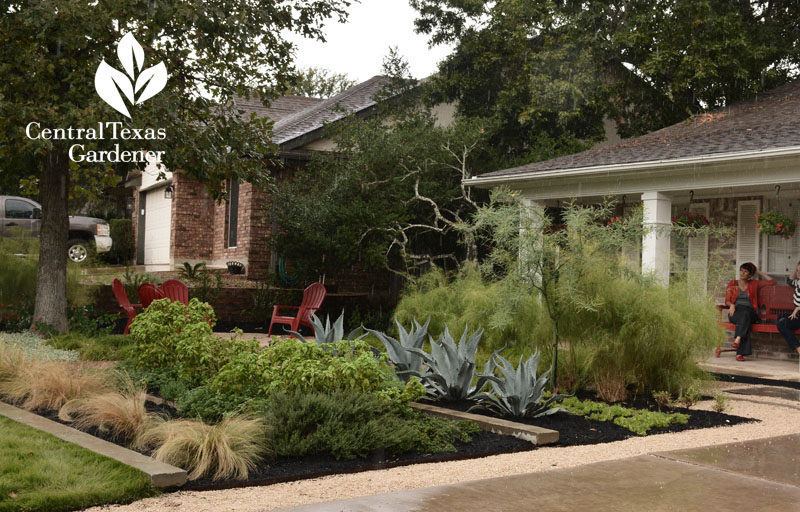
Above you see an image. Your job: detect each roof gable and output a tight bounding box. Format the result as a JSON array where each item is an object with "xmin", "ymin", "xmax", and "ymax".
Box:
[{"xmin": 272, "ymin": 75, "xmax": 391, "ymax": 148}]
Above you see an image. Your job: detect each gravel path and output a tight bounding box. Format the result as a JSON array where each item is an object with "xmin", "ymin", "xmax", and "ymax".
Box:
[{"xmin": 85, "ymin": 382, "xmax": 800, "ymax": 512}]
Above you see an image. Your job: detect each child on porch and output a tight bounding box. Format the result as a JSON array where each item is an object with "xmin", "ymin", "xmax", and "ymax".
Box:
[
  {"xmin": 724, "ymin": 263, "xmax": 776, "ymax": 361},
  {"xmin": 776, "ymin": 260, "xmax": 800, "ymax": 357}
]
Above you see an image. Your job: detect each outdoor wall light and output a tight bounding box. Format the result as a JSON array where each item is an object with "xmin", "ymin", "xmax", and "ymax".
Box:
[{"xmin": 164, "ymin": 184, "xmax": 174, "ymax": 199}]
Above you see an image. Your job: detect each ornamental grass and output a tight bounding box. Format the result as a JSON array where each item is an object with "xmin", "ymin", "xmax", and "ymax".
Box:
[
  {"xmin": 134, "ymin": 415, "xmax": 269, "ymax": 481},
  {"xmin": 0, "ymin": 360, "xmax": 112, "ymax": 411}
]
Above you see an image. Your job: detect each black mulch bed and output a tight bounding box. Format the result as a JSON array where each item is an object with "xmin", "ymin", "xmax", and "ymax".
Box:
[{"xmin": 421, "ymin": 394, "xmax": 756, "ymax": 447}]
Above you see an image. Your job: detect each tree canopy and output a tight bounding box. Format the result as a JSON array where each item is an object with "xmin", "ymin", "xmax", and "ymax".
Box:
[
  {"xmin": 285, "ymin": 67, "xmax": 357, "ymax": 98},
  {"xmin": 0, "ymin": 0, "xmax": 351, "ymax": 330},
  {"xmin": 411, "ymin": 0, "xmax": 800, "ymax": 154}
]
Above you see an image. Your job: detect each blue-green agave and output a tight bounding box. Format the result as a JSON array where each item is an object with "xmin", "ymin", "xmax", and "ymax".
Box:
[
  {"xmin": 366, "ymin": 318, "xmax": 430, "ymax": 380},
  {"xmin": 406, "ymin": 324, "xmax": 499, "ymax": 401},
  {"xmin": 288, "ymin": 311, "xmax": 365, "ymax": 345},
  {"xmin": 471, "ymin": 350, "xmax": 566, "ymax": 418}
]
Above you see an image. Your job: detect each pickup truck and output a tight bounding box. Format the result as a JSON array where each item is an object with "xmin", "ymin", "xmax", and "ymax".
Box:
[{"xmin": 0, "ymin": 195, "xmax": 113, "ymax": 263}]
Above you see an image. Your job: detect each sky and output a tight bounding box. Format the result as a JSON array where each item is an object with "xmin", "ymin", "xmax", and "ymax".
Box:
[{"xmin": 285, "ymin": 0, "xmax": 455, "ymax": 83}]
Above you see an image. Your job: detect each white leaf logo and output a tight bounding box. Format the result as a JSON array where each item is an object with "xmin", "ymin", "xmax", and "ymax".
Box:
[{"xmin": 94, "ymin": 32, "xmax": 168, "ymax": 118}]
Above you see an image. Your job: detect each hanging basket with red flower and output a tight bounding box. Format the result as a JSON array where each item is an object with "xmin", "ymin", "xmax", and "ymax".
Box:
[
  {"xmin": 671, "ymin": 211, "xmax": 710, "ymax": 229},
  {"xmin": 756, "ymin": 211, "xmax": 796, "ymax": 239}
]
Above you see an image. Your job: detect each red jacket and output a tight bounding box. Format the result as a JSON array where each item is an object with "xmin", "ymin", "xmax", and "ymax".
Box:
[{"xmin": 725, "ymin": 279, "xmax": 776, "ymax": 311}]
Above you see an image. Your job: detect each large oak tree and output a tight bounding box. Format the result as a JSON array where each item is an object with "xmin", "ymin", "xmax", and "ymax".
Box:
[
  {"xmin": 411, "ymin": 0, "xmax": 800, "ymax": 153},
  {"xmin": 0, "ymin": 0, "xmax": 350, "ymax": 331}
]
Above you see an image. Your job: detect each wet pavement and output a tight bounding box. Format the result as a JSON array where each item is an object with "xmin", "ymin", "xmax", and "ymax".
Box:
[{"xmin": 278, "ymin": 434, "xmax": 800, "ymax": 512}]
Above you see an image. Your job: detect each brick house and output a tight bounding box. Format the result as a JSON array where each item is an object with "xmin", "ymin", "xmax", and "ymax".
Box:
[
  {"xmin": 468, "ymin": 80, "xmax": 800, "ymax": 359},
  {"xmin": 130, "ymin": 76, "xmax": 432, "ymax": 288}
]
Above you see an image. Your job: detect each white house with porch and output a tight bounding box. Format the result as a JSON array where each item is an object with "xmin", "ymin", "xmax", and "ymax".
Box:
[{"xmin": 467, "ymin": 80, "xmax": 800, "ymax": 359}]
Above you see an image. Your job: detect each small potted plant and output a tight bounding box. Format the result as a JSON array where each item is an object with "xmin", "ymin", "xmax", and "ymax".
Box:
[
  {"xmin": 756, "ymin": 211, "xmax": 796, "ymax": 239},
  {"xmin": 671, "ymin": 211, "xmax": 710, "ymax": 229}
]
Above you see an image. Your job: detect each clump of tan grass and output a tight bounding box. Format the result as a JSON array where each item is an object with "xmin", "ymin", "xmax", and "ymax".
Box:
[
  {"xmin": 134, "ymin": 415, "xmax": 270, "ymax": 481},
  {"xmin": 0, "ymin": 343, "xmax": 26, "ymax": 381},
  {"xmin": 0, "ymin": 361, "xmax": 111, "ymax": 411},
  {"xmin": 58, "ymin": 374, "xmax": 155, "ymax": 442}
]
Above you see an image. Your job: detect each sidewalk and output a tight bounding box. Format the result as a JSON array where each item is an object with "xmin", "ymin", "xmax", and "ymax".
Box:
[
  {"xmin": 699, "ymin": 350, "xmax": 800, "ymax": 383},
  {"xmin": 279, "ymin": 434, "xmax": 800, "ymax": 512}
]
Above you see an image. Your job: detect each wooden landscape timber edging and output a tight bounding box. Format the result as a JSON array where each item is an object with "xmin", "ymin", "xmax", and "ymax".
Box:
[
  {"xmin": 0, "ymin": 401, "xmax": 187, "ymax": 488},
  {"xmin": 410, "ymin": 402, "xmax": 559, "ymax": 445}
]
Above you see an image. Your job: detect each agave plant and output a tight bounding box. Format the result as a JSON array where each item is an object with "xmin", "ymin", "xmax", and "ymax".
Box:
[
  {"xmin": 471, "ymin": 350, "xmax": 566, "ymax": 419},
  {"xmin": 406, "ymin": 324, "xmax": 499, "ymax": 401},
  {"xmin": 288, "ymin": 311, "xmax": 365, "ymax": 345},
  {"xmin": 365, "ymin": 318, "xmax": 430, "ymax": 380}
]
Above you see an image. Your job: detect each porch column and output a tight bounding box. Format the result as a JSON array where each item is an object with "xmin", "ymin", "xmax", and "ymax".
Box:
[{"xmin": 641, "ymin": 192, "xmax": 671, "ymax": 286}]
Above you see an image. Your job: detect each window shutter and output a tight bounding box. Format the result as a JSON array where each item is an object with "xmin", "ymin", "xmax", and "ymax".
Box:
[
  {"xmin": 687, "ymin": 203, "xmax": 709, "ymax": 294},
  {"xmin": 736, "ymin": 200, "xmax": 761, "ymax": 277},
  {"xmin": 765, "ymin": 199, "xmax": 800, "ymax": 275}
]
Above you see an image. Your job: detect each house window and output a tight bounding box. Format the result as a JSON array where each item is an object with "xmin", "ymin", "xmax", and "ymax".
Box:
[{"xmin": 227, "ymin": 180, "xmax": 239, "ymax": 248}]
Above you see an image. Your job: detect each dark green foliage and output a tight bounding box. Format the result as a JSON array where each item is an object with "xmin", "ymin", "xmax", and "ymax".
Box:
[
  {"xmin": 103, "ymin": 219, "xmax": 134, "ymax": 266},
  {"xmin": 120, "ymin": 363, "xmax": 189, "ymax": 402},
  {"xmin": 266, "ymin": 391, "xmax": 479, "ymax": 460},
  {"xmin": 412, "ymin": 0, "xmax": 800, "ymax": 152},
  {"xmin": 177, "ymin": 385, "xmax": 266, "ymax": 424},
  {"xmin": 268, "ymin": 92, "xmax": 491, "ymax": 279}
]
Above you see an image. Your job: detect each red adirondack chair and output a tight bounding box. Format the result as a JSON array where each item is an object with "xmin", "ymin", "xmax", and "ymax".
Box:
[
  {"xmin": 112, "ymin": 278, "xmax": 141, "ymax": 334},
  {"xmin": 267, "ymin": 282, "xmax": 326, "ymax": 338},
  {"xmin": 159, "ymin": 279, "xmax": 190, "ymax": 305},
  {"xmin": 138, "ymin": 283, "xmax": 165, "ymax": 309}
]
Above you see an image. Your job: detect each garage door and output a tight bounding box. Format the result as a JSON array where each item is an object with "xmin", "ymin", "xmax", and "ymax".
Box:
[{"xmin": 143, "ymin": 188, "xmax": 172, "ymax": 265}]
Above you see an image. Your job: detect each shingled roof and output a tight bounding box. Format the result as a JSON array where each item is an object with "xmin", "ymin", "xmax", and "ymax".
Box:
[
  {"xmin": 271, "ymin": 75, "xmax": 391, "ymax": 148},
  {"xmin": 234, "ymin": 94, "xmax": 324, "ymax": 122},
  {"xmin": 477, "ymin": 79, "xmax": 800, "ymax": 180}
]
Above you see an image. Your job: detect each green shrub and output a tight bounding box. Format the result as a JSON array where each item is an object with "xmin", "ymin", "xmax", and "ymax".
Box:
[
  {"xmin": 266, "ymin": 391, "xmax": 479, "ymax": 460},
  {"xmin": 395, "ymin": 265, "xmax": 551, "ymax": 355},
  {"xmin": 129, "ymin": 299, "xmax": 257, "ymax": 386},
  {"xmin": 213, "ymin": 338, "xmax": 414, "ymax": 399},
  {"xmin": 394, "ymin": 259, "xmax": 717, "ymax": 399}
]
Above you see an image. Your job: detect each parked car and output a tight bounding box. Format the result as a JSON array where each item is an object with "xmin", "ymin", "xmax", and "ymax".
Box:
[{"xmin": 0, "ymin": 195, "xmax": 113, "ymax": 263}]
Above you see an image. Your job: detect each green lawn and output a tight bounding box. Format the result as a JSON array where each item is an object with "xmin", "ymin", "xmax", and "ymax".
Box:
[{"xmin": 0, "ymin": 416, "xmax": 158, "ymax": 512}]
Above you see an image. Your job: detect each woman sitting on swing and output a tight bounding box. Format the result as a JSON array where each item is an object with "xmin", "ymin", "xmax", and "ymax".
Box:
[{"xmin": 724, "ymin": 262, "xmax": 776, "ymax": 361}]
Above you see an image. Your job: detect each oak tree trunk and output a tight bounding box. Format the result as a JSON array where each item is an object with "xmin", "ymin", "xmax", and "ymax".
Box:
[{"xmin": 33, "ymin": 150, "xmax": 70, "ymax": 332}]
